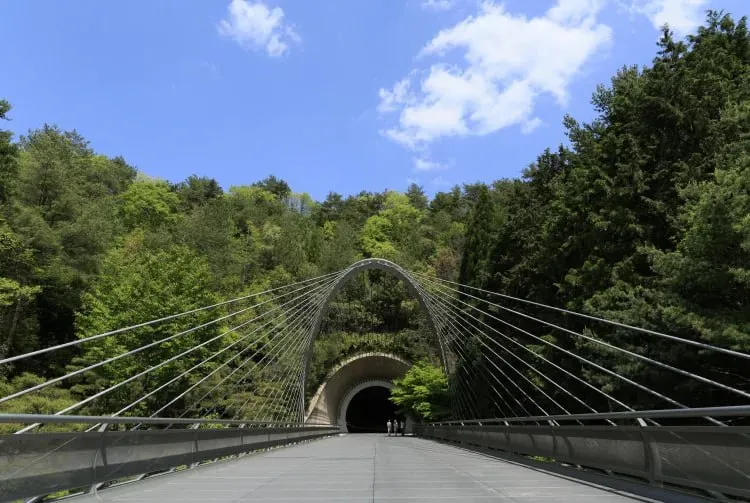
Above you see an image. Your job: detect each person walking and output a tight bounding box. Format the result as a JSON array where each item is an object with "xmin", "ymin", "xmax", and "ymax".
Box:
[
  {"xmin": 400, "ymin": 419, "xmax": 405, "ymax": 436},
  {"xmin": 386, "ymin": 419, "xmax": 392, "ymax": 436}
]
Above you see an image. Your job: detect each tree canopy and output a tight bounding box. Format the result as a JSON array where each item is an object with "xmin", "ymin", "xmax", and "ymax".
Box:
[
  {"xmin": 390, "ymin": 361, "xmax": 450, "ymax": 421},
  {"xmin": 456, "ymin": 12, "xmax": 750, "ymax": 415}
]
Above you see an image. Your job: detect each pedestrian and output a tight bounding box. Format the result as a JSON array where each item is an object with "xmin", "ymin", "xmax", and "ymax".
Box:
[
  {"xmin": 386, "ymin": 419, "xmax": 392, "ymax": 436},
  {"xmin": 400, "ymin": 419, "xmax": 405, "ymax": 436},
  {"xmin": 394, "ymin": 418, "xmax": 400, "ymax": 435}
]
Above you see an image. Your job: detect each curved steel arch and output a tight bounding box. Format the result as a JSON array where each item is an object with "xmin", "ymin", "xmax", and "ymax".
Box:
[{"xmin": 301, "ymin": 258, "xmax": 446, "ymax": 418}]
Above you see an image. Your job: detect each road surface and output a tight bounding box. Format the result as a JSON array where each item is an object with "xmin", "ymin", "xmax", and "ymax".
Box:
[{"xmin": 69, "ymin": 434, "xmax": 689, "ymax": 502}]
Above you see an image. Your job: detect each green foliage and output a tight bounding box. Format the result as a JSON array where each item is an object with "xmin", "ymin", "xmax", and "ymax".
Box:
[
  {"xmin": 120, "ymin": 179, "xmax": 180, "ymax": 231},
  {"xmin": 0, "ymin": 107, "xmax": 472, "ymax": 420},
  {"xmin": 72, "ymin": 234, "xmax": 222, "ymax": 416},
  {"xmin": 458, "ymin": 184, "xmax": 495, "ymax": 290},
  {"xmin": 0, "ymin": 100, "xmax": 18, "ymax": 205},
  {"xmin": 308, "ymin": 328, "xmax": 439, "ymax": 395},
  {"xmin": 0, "ymin": 373, "xmax": 76, "ymax": 433},
  {"xmin": 406, "ymin": 183, "xmax": 428, "ymax": 210},
  {"xmin": 172, "ymin": 175, "xmax": 223, "ymax": 210},
  {"xmin": 390, "ymin": 361, "xmax": 450, "ymax": 421},
  {"xmin": 0, "ymin": 218, "xmax": 41, "ymax": 360},
  {"xmin": 252, "ymin": 175, "xmax": 291, "ymax": 200},
  {"xmin": 457, "ymin": 11, "xmax": 750, "ymax": 415}
]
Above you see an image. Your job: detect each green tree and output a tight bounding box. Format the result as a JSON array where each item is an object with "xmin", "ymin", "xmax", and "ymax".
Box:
[
  {"xmin": 360, "ymin": 191, "xmax": 425, "ymax": 265},
  {"xmin": 319, "ymin": 221, "xmax": 358, "ymax": 272},
  {"xmin": 252, "ymin": 175, "xmax": 291, "ymax": 200},
  {"xmin": 0, "ymin": 100, "xmax": 18, "ymax": 205},
  {"xmin": 390, "ymin": 360, "xmax": 450, "ymax": 421},
  {"xmin": 120, "ymin": 179, "xmax": 180, "ymax": 231},
  {"xmin": 0, "ymin": 219, "xmax": 41, "ymax": 360},
  {"xmin": 406, "ymin": 183, "xmax": 428, "ymax": 210},
  {"xmin": 172, "ymin": 175, "xmax": 223, "ymax": 210},
  {"xmin": 73, "ymin": 234, "xmax": 222, "ymax": 416},
  {"xmin": 458, "ymin": 184, "xmax": 495, "ymax": 290},
  {"xmin": 6, "ymin": 125, "xmax": 132, "ymax": 375}
]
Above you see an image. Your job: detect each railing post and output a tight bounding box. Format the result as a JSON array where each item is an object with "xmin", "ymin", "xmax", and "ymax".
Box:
[
  {"xmin": 88, "ymin": 422, "xmax": 110, "ymax": 494},
  {"xmin": 189, "ymin": 422, "xmax": 201, "ymax": 469},
  {"xmin": 547, "ymin": 419, "xmax": 558, "ymax": 460},
  {"xmin": 637, "ymin": 418, "xmax": 662, "ymax": 487},
  {"xmin": 238, "ymin": 423, "xmax": 249, "ymax": 458}
]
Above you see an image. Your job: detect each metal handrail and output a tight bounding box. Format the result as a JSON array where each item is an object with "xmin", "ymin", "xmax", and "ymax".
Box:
[
  {"xmin": 0, "ymin": 422, "xmax": 340, "ymax": 502},
  {"xmin": 430, "ymin": 405, "xmax": 750, "ymax": 425},
  {"xmin": 0, "ymin": 413, "xmax": 335, "ymax": 427},
  {"xmin": 415, "ymin": 419, "xmax": 750, "ymax": 500}
]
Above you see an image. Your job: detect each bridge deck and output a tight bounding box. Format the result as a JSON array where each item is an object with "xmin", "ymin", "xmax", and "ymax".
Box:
[{"xmin": 71, "ymin": 434, "xmax": 661, "ymax": 502}]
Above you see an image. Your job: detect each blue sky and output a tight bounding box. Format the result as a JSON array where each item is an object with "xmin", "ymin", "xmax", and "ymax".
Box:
[{"xmin": 1, "ymin": 0, "xmax": 747, "ymax": 200}]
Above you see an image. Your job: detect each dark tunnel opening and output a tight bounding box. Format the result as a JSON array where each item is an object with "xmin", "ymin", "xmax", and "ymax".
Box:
[{"xmin": 345, "ymin": 386, "xmax": 399, "ymax": 433}]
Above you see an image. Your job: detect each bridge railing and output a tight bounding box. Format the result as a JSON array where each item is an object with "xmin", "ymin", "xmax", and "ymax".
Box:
[
  {"xmin": 0, "ymin": 414, "xmax": 338, "ymax": 502},
  {"xmin": 414, "ymin": 406, "xmax": 750, "ymax": 500}
]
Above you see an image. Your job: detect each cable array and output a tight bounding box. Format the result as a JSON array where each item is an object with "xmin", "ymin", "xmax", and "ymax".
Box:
[
  {"xmin": 408, "ymin": 270, "xmax": 750, "ymax": 425},
  {"xmin": 1, "ymin": 270, "xmax": 344, "ymax": 432},
  {"xmin": 3, "ymin": 258, "xmax": 748, "ymax": 434}
]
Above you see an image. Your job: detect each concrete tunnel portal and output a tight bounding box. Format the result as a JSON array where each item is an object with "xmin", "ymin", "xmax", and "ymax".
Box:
[{"xmin": 305, "ymin": 353, "xmax": 411, "ymax": 433}]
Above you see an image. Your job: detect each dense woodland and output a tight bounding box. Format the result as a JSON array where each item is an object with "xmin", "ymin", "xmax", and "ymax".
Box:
[
  {"xmin": 453, "ymin": 12, "xmax": 750, "ymax": 419},
  {"xmin": 1, "ymin": 12, "xmax": 749, "ymax": 424}
]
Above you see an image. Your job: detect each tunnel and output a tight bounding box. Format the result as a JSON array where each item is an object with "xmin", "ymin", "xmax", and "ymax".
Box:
[
  {"xmin": 305, "ymin": 353, "xmax": 411, "ymax": 432},
  {"xmin": 344, "ymin": 385, "xmax": 398, "ymax": 433}
]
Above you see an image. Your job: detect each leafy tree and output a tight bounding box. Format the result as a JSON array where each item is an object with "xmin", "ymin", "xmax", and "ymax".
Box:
[
  {"xmin": 120, "ymin": 179, "xmax": 180, "ymax": 231},
  {"xmin": 3, "ymin": 125, "xmax": 132, "ymax": 375},
  {"xmin": 176, "ymin": 197, "xmax": 245, "ymax": 291},
  {"xmin": 458, "ymin": 184, "xmax": 495, "ymax": 290},
  {"xmin": 390, "ymin": 360, "xmax": 450, "ymax": 421},
  {"xmin": 0, "ymin": 219, "xmax": 41, "ymax": 359},
  {"xmin": 172, "ymin": 175, "xmax": 223, "ymax": 210},
  {"xmin": 73, "ymin": 234, "xmax": 222, "ymax": 416},
  {"xmin": 318, "ymin": 221, "xmax": 358, "ymax": 272},
  {"xmin": 313, "ymin": 192, "xmax": 345, "ymax": 225},
  {"xmin": 252, "ymin": 175, "xmax": 291, "ymax": 200},
  {"xmin": 360, "ymin": 191, "xmax": 425, "ymax": 265},
  {"xmin": 0, "ymin": 100, "xmax": 18, "ymax": 205},
  {"xmin": 406, "ymin": 183, "xmax": 428, "ymax": 210}
]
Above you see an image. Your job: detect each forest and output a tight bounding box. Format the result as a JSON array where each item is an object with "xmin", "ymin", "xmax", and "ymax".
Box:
[{"xmin": 1, "ymin": 11, "xmax": 749, "ymax": 425}]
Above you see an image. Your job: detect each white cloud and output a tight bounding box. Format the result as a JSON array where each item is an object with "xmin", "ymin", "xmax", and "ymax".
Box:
[
  {"xmin": 218, "ymin": 0, "xmax": 300, "ymax": 57},
  {"xmin": 379, "ymin": 0, "xmax": 611, "ymax": 149},
  {"xmin": 628, "ymin": 0, "xmax": 707, "ymax": 36},
  {"xmin": 521, "ymin": 117, "xmax": 543, "ymax": 134},
  {"xmin": 378, "ymin": 78, "xmax": 413, "ymax": 114},
  {"xmin": 548, "ymin": 0, "xmax": 606, "ymax": 24},
  {"xmin": 422, "ymin": 0, "xmax": 456, "ymax": 11},
  {"xmin": 414, "ymin": 157, "xmax": 449, "ymax": 172}
]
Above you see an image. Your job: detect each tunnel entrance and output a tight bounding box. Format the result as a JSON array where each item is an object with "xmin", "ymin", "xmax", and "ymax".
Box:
[{"xmin": 344, "ymin": 386, "xmax": 398, "ymax": 433}]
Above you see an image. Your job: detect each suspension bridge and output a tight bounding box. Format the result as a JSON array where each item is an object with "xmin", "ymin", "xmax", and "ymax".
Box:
[{"xmin": 0, "ymin": 258, "xmax": 748, "ymax": 502}]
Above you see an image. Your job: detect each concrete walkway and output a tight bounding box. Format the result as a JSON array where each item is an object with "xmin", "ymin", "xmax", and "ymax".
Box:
[{"xmin": 70, "ymin": 434, "xmax": 672, "ymax": 502}]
